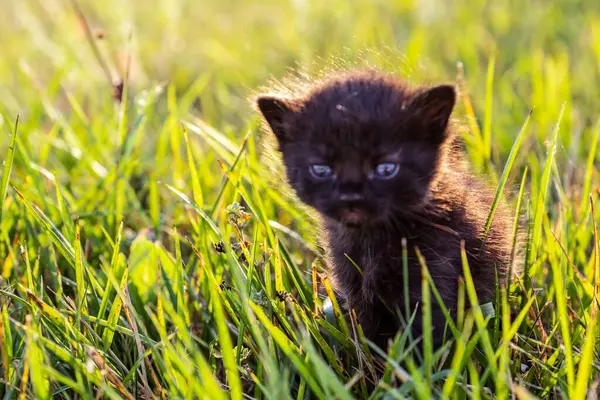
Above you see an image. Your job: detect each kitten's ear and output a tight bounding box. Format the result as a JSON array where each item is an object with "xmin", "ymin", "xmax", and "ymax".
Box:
[
  {"xmin": 409, "ymin": 85, "xmax": 456, "ymax": 143},
  {"xmin": 255, "ymin": 95, "xmax": 298, "ymax": 145}
]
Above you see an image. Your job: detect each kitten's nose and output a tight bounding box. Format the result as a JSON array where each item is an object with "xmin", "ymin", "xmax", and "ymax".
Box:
[{"xmin": 339, "ymin": 193, "xmax": 363, "ymax": 202}]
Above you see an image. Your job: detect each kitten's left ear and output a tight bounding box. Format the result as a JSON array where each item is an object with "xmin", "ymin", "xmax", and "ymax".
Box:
[{"xmin": 409, "ymin": 84, "xmax": 456, "ymax": 143}]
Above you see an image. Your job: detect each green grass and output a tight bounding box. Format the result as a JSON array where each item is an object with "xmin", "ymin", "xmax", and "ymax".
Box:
[{"xmin": 1, "ymin": 0, "xmax": 600, "ymax": 398}]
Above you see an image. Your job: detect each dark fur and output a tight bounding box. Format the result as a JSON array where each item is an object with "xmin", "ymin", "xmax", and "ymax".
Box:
[{"xmin": 255, "ymin": 69, "xmax": 513, "ymax": 350}]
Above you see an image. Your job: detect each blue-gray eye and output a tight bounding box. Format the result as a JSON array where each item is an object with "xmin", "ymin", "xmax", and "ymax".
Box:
[
  {"xmin": 309, "ymin": 164, "xmax": 334, "ymax": 179},
  {"xmin": 374, "ymin": 163, "xmax": 399, "ymax": 179}
]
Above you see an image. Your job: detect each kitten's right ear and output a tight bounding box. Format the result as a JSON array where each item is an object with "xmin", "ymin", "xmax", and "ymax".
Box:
[
  {"xmin": 408, "ymin": 85, "xmax": 456, "ymax": 144},
  {"xmin": 255, "ymin": 95, "xmax": 297, "ymax": 145}
]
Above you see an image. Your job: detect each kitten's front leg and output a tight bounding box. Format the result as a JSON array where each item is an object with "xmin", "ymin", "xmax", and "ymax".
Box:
[{"xmin": 361, "ymin": 268, "xmax": 378, "ymax": 305}]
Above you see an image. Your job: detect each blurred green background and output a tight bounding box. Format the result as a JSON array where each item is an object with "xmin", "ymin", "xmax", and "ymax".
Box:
[{"xmin": 2, "ymin": 0, "xmax": 599, "ymax": 133}]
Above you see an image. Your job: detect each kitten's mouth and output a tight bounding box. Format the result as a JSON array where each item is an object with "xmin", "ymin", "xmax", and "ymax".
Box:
[{"xmin": 340, "ymin": 208, "xmax": 368, "ymax": 226}]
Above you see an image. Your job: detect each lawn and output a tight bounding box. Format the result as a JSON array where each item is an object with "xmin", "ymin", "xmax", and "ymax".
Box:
[{"xmin": 1, "ymin": 0, "xmax": 600, "ymax": 398}]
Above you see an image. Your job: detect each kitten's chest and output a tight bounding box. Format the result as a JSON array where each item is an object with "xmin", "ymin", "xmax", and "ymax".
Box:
[
  {"xmin": 328, "ymin": 227, "xmax": 460, "ymax": 301},
  {"xmin": 329, "ymin": 233, "xmax": 408, "ymax": 293},
  {"xmin": 331, "ymin": 229, "xmax": 416, "ymax": 272}
]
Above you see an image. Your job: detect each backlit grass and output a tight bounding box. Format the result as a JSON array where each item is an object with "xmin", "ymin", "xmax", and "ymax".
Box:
[{"xmin": 1, "ymin": 0, "xmax": 600, "ymax": 398}]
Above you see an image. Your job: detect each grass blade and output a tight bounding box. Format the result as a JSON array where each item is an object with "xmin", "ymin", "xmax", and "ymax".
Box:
[
  {"xmin": 573, "ymin": 197, "xmax": 600, "ymax": 398},
  {"xmin": 250, "ymin": 302, "xmax": 326, "ymax": 399},
  {"xmin": 102, "ymin": 268, "xmax": 129, "ymax": 350},
  {"xmin": 209, "ymin": 279, "xmax": 243, "ymax": 399},
  {"xmin": 0, "ymin": 114, "xmax": 18, "ymax": 227},
  {"xmin": 484, "ymin": 109, "xmax": 532, "ymax": 236},
  {"xmin": 483, "ymin": 54, "xmax": 495, "ymax": 166},
  {"xmin": 74, "ymin": 221, "xmax": 86, "ymax": 330},
  {"xmin": 530, "ymin": 105, "xmax": 565, "ymax": 275},
  {"xmin": 460, "ymin": 242, "xmax": 497, "ymax": 375},
  {"xmin": 25, "ymin": 315, "xmax": 50, "ymax": 400}
]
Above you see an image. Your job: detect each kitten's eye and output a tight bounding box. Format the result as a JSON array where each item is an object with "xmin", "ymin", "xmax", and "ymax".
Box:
[
  {"xmin": 374, "ymin": 163, "xmax": 399, "ymax": 179},
  {"xmin": 309, "ymin": 164, "xmax": 334, "ymax": 179}
]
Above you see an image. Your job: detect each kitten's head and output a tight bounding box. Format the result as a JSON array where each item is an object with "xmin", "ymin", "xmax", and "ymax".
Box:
[{"xmin": 256, "ymin": 70, "xmax": 456, "ymax": 228}]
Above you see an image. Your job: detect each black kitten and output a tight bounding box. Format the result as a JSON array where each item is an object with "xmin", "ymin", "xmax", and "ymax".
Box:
[{"xmin": 255, "ymin": 69, "xmax": 513, "ymax": 350}]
